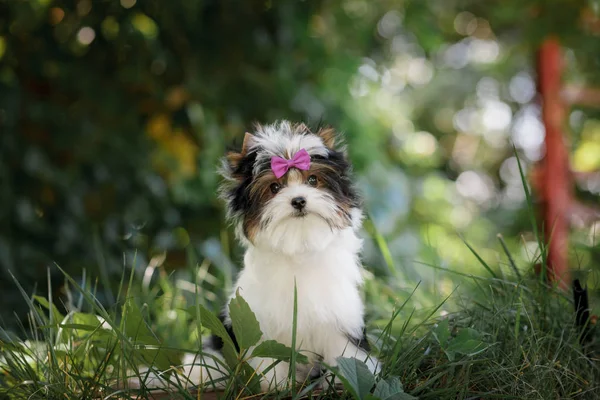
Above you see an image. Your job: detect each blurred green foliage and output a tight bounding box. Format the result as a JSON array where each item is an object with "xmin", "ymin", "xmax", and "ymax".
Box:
[{"xmin": 1, "ymin": 0, "xmax": 599, "ymax": 329}]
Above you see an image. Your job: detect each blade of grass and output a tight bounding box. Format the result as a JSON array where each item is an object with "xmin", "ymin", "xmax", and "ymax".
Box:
[
  {"xmin": 93, "ymin": 229, "xmax": 115, "ymax": 305},
  {"xmin": 514, "ymin": 287, "xmax": 523, "ymax": 342},
  {"xmin": 119, "ymin": 250, "xmax": 139, "ymax": 389},
  {"xmin": 497, "ymin": 234, "xmax": 522, "ymax": 281},
  {"xmin": 290, "ymin": 279, "xmax": 298, "ymax": 399},
  {"xmin": 364, "ymin": 212, "xmax": 400, "ymax": 279},
  {"xmin": 460, "ymin": 235, "xmax": 497, "ymax": 278},
  {"xmin": 409, "ymin": 287, "xmax": 458, "ymax": 337},
  {"xmin": 53, "ymin": 265, "xmax": 146, "ymax": 382},
  {"xmin": 377, "ymin": 282, "xmax": 421, "ymax": 369},
  {"xmin": 513, "ymin": 147, "xmax": 548, "ymax": 278}
]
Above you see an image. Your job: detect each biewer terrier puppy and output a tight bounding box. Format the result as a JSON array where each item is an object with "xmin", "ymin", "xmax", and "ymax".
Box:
[
  {"xmin": 133, "ymin": 121, "xmax": 378, "ymax": 391},
  {"xmin": 213, "ymin": 121, "xmax": 377, "ymax": 388}
]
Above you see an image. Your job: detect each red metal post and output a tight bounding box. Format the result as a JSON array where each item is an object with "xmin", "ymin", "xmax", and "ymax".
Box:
[{"xmin": 537, "ymin": 38, "xmax": 571, "ymax": 290}]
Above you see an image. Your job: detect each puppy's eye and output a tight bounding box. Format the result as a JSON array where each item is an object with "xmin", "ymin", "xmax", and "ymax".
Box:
[
  {"xmin": 270, "ymin": 182, "xmax": 281, "ymax": 194},
  {"xmin": 307, "ymin": 175, "xmax": 318, "ymax": 187}
]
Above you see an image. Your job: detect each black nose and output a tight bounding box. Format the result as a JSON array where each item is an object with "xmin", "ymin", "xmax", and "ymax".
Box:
[{"xmin": 291, "ymin": 197, "xmax": 306, "ymax": 210}]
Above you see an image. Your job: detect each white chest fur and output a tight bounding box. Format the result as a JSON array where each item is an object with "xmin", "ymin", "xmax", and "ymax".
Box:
[
  {"xmin": 126, "ymin": 230, "xmax": 373, "ymax": 392},
  {"xmin": 230, "ymin": 227, "xmax": 365, "ymax": 358}
]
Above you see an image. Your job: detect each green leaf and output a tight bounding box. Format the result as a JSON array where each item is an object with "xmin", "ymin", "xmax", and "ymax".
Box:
[
  {"xmin": 121, "ymin": 301, "xmax": 181, "ymax": 370},
  {"xmin": 59, "ymin": 323, "xmax": 99, "ymax": 331},
  {"xmin": 73, "ymin": 312, "xmax": 102, "ymax": 327},
  {"xmin": 33, "ymin": 295, "xmax": 64, "ymax": 324},
  {"xmin": 335, "ymin": 357, "xmax": 375, "ymax": 400},
  {"xmin": 239, "ymin": 361, "xmax": 262, "ymax": 393},
  {"xmin": 60, "ymin": 313, "xmax": 107, "ymax": 339},
  {"xmin": 432, "ymin": 319, "xmax": 450, "ymax": 346},
  {"xmin": 72, "ymin": 312, "xmax": 104, "ymax": 337},
  {"xmin": 444, "ymin": 328, "xmax": 488, "ymax": 361},
  {"xmin": 372, "ymin": 377, "xmax": 416, "ymax": 400},
  {"xmin": 122, "ymin": 301, "xmax": 153, "ymax": 340},
  {"xmin": 229, "ymin": 290, "xmax": 262, "ymax": 350},
  {"xmin": 251, "ymin": 339, "xmax": 308, "ymax": 364},
  {"xmin": 195, "ymin": 304, "xmax": 238, "ymax": 368},
  {"xmin": 373, "ymin": 377, "xmax": 403, "ymax": 397}
]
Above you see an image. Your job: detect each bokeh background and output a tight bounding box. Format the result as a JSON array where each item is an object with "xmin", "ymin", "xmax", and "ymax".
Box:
[{"xmin": 1, "ymin": 0, "xmax": 599, "ymax": 330}]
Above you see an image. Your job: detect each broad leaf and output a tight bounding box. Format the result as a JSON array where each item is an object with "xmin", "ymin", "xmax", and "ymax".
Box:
[
  {"xmin": 59, "ymin": 323, "xmax": 99, "ymax": 331},
  {"xmin": 432, "ymin": 319, "xmax": 450, "ymax": 346},
  {"xmin": 335, "ymin": 357, "xmax": 375, "ymax": 400},
  {"xmin": 65, "ymin": 312, "xmax": 109, "ymax": 339},
  {"xmin": 195, "ymin": 304, "xmax": 238, "ymax": 368},
  {"xmin": 372, "ymin": 377, "xmax": 417, "ymax": 400},
  {"xmin": 33, "ymin": 296, "xmax": 64, "ymax": 325},
  {"xmin": 239, "ymin": 361, "xmax": 262, "ymax": 394},
  {"xmin": 445, "ymin": 328, "xmax": 488, "ymax": 361},
  {"xmin": 251, "ymin": 339, "xmax": 308, "ymax": 364},
  {"xmin": 74, "ymin": 312, "xmax": 103, "ymax": 327},
  {"xmin": 229, "ymin": 290, "xmax": 262, "ymax": 350}
]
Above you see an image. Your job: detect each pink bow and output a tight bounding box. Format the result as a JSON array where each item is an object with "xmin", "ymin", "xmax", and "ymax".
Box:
[{"xmin": 271, "ymin": 149, "xmax": 311, "ymax": 178}]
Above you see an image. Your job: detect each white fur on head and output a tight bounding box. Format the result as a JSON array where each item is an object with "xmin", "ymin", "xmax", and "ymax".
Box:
[{"xmin": 253, "ymin": 170, "xmax": 345, "ymax": 255}]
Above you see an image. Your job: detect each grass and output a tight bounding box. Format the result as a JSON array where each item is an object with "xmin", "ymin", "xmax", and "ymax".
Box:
[
  {"xmin": 1, "ymin": 169, "xmax": 599, "ymax": 400},
  {"xmin": 1, "ymin": 235, "xmax": 598, "ymax": 399}
]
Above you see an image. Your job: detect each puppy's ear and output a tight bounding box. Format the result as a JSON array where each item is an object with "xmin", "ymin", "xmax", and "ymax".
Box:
[
  {"xmin": 317, "ymin": 127, "xmax": 337, "ymax": 149},
  {"xmin": 241, "ymin": 132, "xmax": 255, "ymax": 154},
  {"xmin": 226, "ymin": 132, "xmax": 255, "ymax": 166}
]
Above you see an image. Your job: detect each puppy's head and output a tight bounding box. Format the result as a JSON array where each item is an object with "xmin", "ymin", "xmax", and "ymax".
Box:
[{"xmin": 220, "ymin": 121, "xmax": 362, "ymax": 255}]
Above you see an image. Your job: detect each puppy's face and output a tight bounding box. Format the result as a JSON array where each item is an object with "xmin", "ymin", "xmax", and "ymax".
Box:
[{"xmin": 220, "ymin": 121, "xmax": 361, "ymax": 255}]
